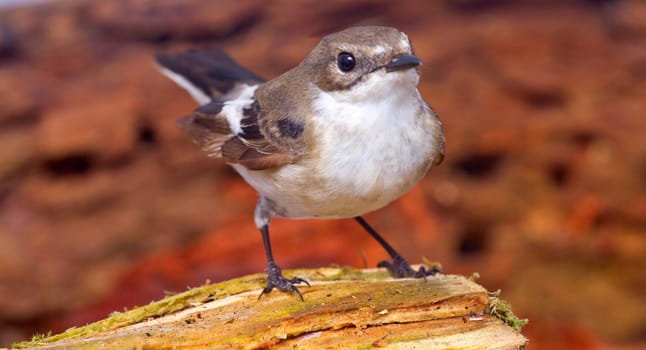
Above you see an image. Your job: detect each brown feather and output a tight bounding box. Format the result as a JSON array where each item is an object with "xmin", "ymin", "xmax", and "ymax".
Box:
[
  {"xmin": 232, "ymin": 92, "xmax": 308, "ymax": 170},
  {"xmin": 221, "ymin": 137, "xmax": 248, "ymax": 161},
  {"xmin": 222, "ymin": 137, "xmax": 297, "ymax": 170},
  {"xmin": 177, "ymin": 102, "xmax": 232, "ymax": 158}
]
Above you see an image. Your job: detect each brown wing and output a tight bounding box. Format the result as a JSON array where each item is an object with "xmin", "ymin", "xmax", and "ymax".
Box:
[
  {"xmin": 178, "ymin": 99, "xmax": 305, "ymax": 171},
  {"xmin": 176, "ymin": 102, "xmax": 232, "ymax": 158}
]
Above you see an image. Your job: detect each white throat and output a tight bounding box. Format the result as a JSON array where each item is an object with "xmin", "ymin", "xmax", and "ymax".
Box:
[{"xmin": 313, "ymin": 69, "xmax": 421, "ymax": 127}]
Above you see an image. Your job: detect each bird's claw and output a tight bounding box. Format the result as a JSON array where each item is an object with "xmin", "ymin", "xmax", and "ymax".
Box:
[
  {"xmin": 258, "ymin": 262, "xmax": 310, "ymax": 301},
  {"xmin": 378, "ymin": 255, "xmax": 442, "ymax": 280}
]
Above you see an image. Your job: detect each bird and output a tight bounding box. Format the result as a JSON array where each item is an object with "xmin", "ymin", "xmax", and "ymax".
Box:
[{"xmin": 155, "ymin": 26, "xmax": 445, "ymax": 300}]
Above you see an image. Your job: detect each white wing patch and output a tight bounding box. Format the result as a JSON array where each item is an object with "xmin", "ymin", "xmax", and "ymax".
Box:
[{"xmin": 221, "ymin": 84, "xmax": 258, "ymax": 135}]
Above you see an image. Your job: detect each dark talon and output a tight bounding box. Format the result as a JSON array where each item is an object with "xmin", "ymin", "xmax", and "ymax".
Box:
[
  {"xmin": 258, "ymin": 261, "xmax": 309, "ymax": 301},
  {"xmin": 378, "ymin": 255, "xmax": 442, "ymax": 280}
]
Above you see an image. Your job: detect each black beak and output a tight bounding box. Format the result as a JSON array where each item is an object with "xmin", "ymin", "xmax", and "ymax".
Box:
[{"xmin": 385, "ymin": 53, "xmax": 422, "ymax": 72}]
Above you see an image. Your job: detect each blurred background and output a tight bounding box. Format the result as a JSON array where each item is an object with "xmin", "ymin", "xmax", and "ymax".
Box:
[{"xmin": 0, "ymin": 0, "xmax": 645, "ymax": 348}]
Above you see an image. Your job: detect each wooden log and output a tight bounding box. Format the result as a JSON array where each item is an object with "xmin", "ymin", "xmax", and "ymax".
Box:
[{"xmin": 13, "ymin": 267, "xmax": 527, "ymax": 349}]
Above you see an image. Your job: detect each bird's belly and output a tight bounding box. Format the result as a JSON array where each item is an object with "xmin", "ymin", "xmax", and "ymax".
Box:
[
  {"xmin": 304, "ymin": 137, "xmax": 431, "ymax": 217},
  {"xmin": 233, "ymin": 134, "xmax": 431, "ymax": 219}
]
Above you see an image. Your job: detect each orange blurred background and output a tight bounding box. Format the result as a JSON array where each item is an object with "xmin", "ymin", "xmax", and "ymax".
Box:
[{"xmin": 1, "ymin": 0, "xmax": 645, "ymax": 348}]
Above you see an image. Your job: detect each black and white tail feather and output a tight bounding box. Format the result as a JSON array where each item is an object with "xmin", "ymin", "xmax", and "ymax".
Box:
[{"xmin": 155, "ymin": 48, "xmax": 264, "ymax": 104}]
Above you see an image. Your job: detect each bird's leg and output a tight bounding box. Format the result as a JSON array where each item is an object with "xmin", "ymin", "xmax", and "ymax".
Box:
[
  {"xmin": 258, "ymin": 224, "xmax": 310, "ymax": 300},
  {"xmin": 255, "ymin": 198, "xmax": 309, "ymax": 300},
  {"xmin": 354, "ymin": 216, "xmax": 442, "ymax": 278}
]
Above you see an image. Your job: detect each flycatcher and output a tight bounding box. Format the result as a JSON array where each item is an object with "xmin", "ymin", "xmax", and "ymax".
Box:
[{"xmin": 156, "ymin": 26, "xmax": 445, "ymax": 300}]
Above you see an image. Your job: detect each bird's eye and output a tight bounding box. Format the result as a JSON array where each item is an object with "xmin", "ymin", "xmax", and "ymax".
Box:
[{"xmin": 337, "ymin": 52, "xmax": 356, "ymax": 72}]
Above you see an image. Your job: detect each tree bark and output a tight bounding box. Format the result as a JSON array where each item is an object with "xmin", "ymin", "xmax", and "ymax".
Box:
[{"xmin": 14, "ymin": 267, "xmax": 527, "ymax": 349}]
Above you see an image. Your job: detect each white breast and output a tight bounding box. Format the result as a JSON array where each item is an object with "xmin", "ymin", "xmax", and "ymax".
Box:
[{"xmin": 305, "ymin": 70, "xmax": 434, "ymax": 216}]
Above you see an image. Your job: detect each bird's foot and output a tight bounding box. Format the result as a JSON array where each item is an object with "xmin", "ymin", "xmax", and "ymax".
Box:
[
  {"xmin": 378, "ymin": 254, "xmax": 442, "ymax": 280},
  {"xmin": 258, "ymin": 261, "xmax": 310, "ymax": 301}
]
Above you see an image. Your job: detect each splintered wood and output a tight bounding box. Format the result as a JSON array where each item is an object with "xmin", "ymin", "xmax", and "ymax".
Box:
[{"xmin": 16, "ymin": 268, "xmax": 527, "ymax": 349}]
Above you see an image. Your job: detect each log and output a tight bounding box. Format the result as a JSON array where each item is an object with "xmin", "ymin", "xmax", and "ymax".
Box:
[{"xmin": 13, "ymin": 267, "xmax": 527, "ymax": 349}]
